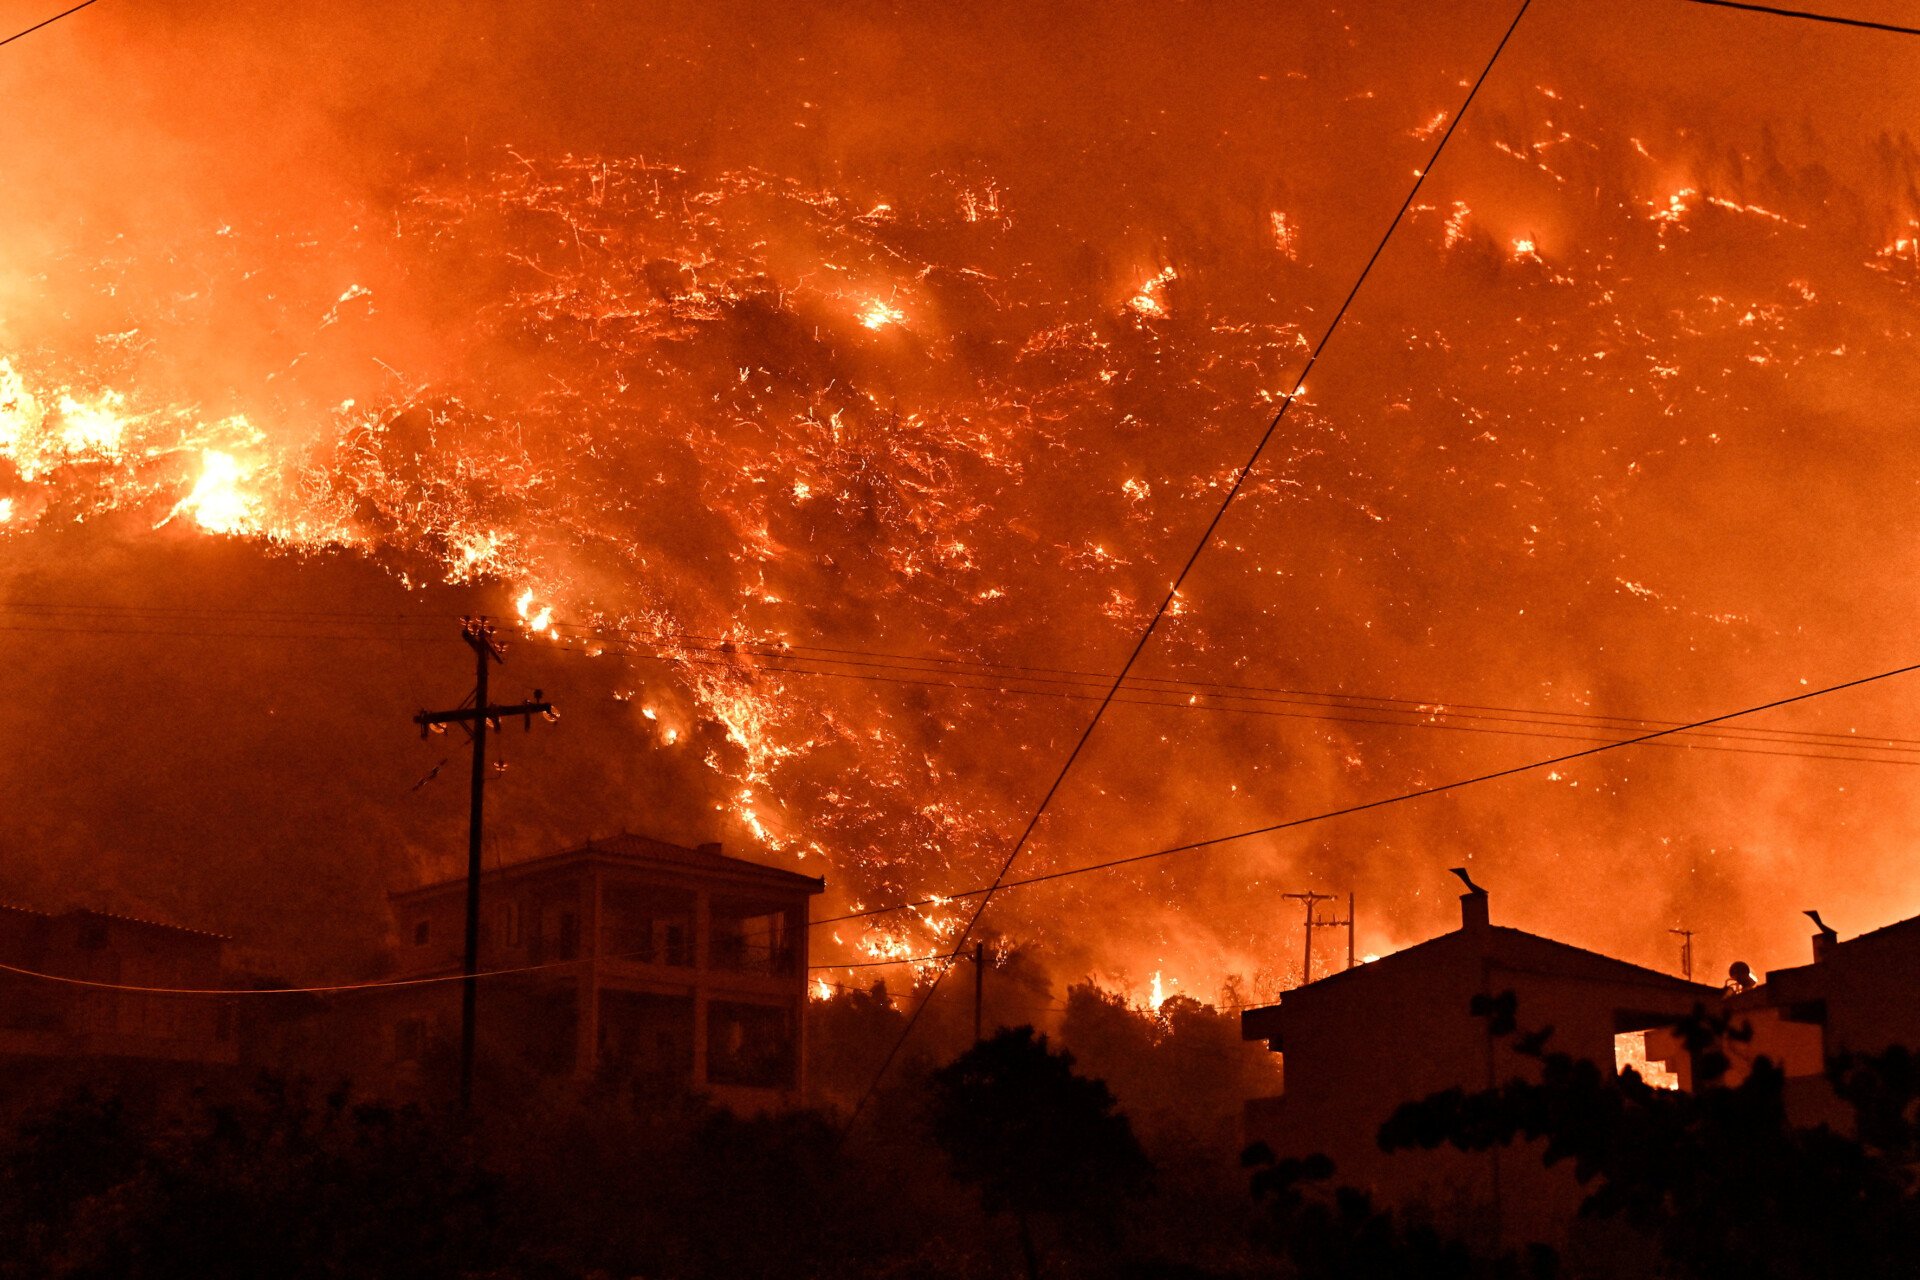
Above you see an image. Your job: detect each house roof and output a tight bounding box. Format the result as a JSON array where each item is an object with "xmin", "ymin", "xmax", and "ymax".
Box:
[
  {"xmin": 391, "ymin": 831, "xmax": 827, "ymax": 902},
  {"xmin": 70, "ymin": 907, "xmax": 231, "ymax": 942},
  {"xmin": 1748, "ymin": 911, "xmax": 1920, "ymax": 1005},
  {"xmin": 1242, "ymin": 909, "xmax": 1717, "ymax": 1044},
  {"xmin": 0, "ymin": 900, "xmax": 228, "ymax": 941}
]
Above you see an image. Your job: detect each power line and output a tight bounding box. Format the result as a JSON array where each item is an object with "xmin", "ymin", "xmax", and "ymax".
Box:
[
  {"xmin": 10, "ymin": 604, "xmax": 1915, "ymax": 956},
  {"xmin": 12, "ymin": 659, "xmax": 1913, "ymax": 993},
  {"xmin": 0, "ymin": 0, "xmax": 102, "ymax": 50},
  {"xmin": 0, "ymin": 955, "xmax": 588, "ymax": 997},
  {"xmin": 2, "ymin": 602, "xmax": 460, "ymax": 625},
  {"xmin": 0, "ymin": 622, "xmax": 452, "ymax": 645},
  {"xmin": 1682, "ymin": 0, "xmax": 1920, "ymax": 36},
  {"xmin": 12, "ymin": 602, "xmax": 1915, "ymax": 760},
  {"xmin": 572, "ymin": 640, "xmax": 1920, "ymax": 767},
  {"xmin": 838, "ymin": 0, "xmax": 1540, "ymax": 1136},
  {"xmin": 597, "ymin": 628, "xmax": 1919, "ymax": 750},
  {"xmin": 805, "ymin": 655, "xmax": 1920, "ymax": 969}
]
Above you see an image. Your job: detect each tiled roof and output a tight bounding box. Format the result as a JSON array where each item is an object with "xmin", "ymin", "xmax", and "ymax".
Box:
[
  {"xmin": 393, "ymin": 831, "xmax": 826, "ymax": 898},
  {"xmin": 1242, "ymin": 916, "xmax": 1716, "ymax": 1034},
  {"xmin": 70, "ymin": 907, "xmax": 230, "ymax": 941},
  {"xmin": 0, "ymin": 900, "xmax": 227, "ymax": 940}
]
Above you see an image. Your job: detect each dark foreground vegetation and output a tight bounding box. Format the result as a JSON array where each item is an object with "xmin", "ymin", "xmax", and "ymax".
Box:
[
  {"xmin": 0, "ymin": 986, "xmax": 1274, "ymax": 1280},
  {"xmin": 0, "ymin": 994, "xmax": 1914, "ymax": 1278}
]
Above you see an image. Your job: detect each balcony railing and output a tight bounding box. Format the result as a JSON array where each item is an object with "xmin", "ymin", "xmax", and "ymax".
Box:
[
  {"xmin": 709, "ymin": 934, "xmax": 798, "ymax": 975},
  {"xmin": 599, "ymin": 925, "xmax": 693, "ymax": 967}
]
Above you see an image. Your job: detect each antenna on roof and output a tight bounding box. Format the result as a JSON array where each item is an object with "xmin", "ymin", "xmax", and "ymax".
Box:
[{"xmin": 1668, "ymin": 927, "xmax": 1695, "ymax": 981}]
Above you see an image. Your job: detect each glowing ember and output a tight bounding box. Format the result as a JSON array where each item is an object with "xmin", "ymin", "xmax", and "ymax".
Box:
[
  {"xmin": 1269, "ymin": 211, "xmax": 1298, "ymax": 260},
  {"xmin": 1127, "ymin": 266, "xmax": 1178, "ymax": 318}
]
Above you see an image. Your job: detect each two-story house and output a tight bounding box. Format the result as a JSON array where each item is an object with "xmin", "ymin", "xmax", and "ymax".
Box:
[
  {"xmin": 370, "ymin": 832, "xmax": 823, "ymax": 1109},
  {"xmin": 1240, "ymin": 879, "xmax": 1716, "ymax": 1250},
  {"xmin": 0, "ymin": 902, "xmax": 236, "ymax": 1067}
]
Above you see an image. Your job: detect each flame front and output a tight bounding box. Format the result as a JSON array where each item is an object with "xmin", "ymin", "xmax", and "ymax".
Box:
[{"xmin": 3, "ymin": 6, "xmax": 1919, "ymax": 996}]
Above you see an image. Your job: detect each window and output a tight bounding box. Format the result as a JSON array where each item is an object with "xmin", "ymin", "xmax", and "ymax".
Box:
[
  {"xmin": 597, "ymin": 990, "xmax": 695, "ymax": 1079},
  {"xmin": 710, "ymin": 900, "xmax": 798, "ymax": 974},
  {"xmin": 557, "ymin": 911, "xmax": 580, "ymax": 960},
  {"xmin": 1613, "ymin": 1030, "xmax": 1680, "ymax": 1090},
  {"xmin": 413, "ymin": 920, "xmax": 430, "ymax": 947},
  {"xmin": 599, "ymin": 886, "xmax": 694, "ymax": 966},
  {"xmin": 503, "ymin": 900, "xmax": 523, "ymax": 947},
  {"xmin": 706, "ymin": 1001, "xmax": 796, "ymax": 1088}
]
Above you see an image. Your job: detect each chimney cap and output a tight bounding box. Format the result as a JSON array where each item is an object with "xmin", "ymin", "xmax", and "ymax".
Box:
[{"xmin": 1806, "ymin": 909, "xmax": 1837, "ymax": 961}]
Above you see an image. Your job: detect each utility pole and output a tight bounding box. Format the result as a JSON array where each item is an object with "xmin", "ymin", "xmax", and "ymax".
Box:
[
  {"xmin": 973, "ymin": 941, "xmax": 985, "ymax": 1043},
  {"xmin": 414, "ymin": 617, "xmax": 555, "ymax": 1109},
  {"xmin": 1669, "ymin": 928, "xmax": 1695, "ymax": 982},
  {"xmin": 1310, "ymin": 892, "xmax": 1357, "ymax": 971},
  {"xmin": 1282, "ymin": 891, "xmax": 1333, "ymax": 987}
]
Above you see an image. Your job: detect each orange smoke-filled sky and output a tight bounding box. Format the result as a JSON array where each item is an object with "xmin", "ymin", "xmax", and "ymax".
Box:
[{"xmin": 1, "ymin": 0, "xmax": 1918, "ymax": 1000}]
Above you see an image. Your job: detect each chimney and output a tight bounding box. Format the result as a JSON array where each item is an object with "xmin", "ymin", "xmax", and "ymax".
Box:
[
  {"xmin": 1460, "ymin": 889, "xmax": 1490, "ymax": 931},
  {"xmin": 1805, "ymin": 909, "xmax": 1837, "ymax": 962}
]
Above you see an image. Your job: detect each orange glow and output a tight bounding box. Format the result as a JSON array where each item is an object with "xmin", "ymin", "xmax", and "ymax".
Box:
[
  {"xmin": 1614, "ymin": 1031, "xmax": 1681, "ymax": 1090},
  {"xmin": 0, "ymin": 2, "xmax": 1915, "ymax": 1009},
  {"xmin": 1127, "ymin": 266, "xmax": 1178, "ymax": 318},
  {"xmin": 171, "ymin": 450, "xmax": 260, "ymax": 536}
]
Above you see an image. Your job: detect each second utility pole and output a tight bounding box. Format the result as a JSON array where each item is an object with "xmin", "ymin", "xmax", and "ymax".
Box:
[
  {"xmin": 973, "ymin": 941, "xmax": 985, "ymax": 1043},
  {"xmin": 414, "ymin": 617, "xmax": 554, "ymax": 1109},
  {"xmin": 1282, "ymin": 891, "xmax": 1333, "ymax": 987},
  {"xmin": 1310, "ymin": 891, "xmax": 1357, "ymax": 971}
]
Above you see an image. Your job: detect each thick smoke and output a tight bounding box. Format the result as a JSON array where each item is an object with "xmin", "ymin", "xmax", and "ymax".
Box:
[{"xmin": 1, "ymin": 0, "xmax": 1918, "ymax": 996}]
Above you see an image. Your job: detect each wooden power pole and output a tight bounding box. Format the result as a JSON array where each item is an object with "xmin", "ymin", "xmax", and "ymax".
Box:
[
  {"xmin": 973, "ymin": 941, "xmax": 985, "ymax": 1043},
  {"xmin": 1311, "ymin": 892, "xmax": 1357, "ymax": 970},
  {"xmin": 414, "ymin": 617, "xmax": 555, "ymax": 1108},
  {"xmin": 1282, "ymin": 891, "xmax": 1334, "ymax": 987}
]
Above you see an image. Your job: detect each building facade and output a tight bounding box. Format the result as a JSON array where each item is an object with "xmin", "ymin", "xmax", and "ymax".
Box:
[
  {"xmin": 371, "ymin": 833, "xmax": 824, "ymax": 1109},
  {"xmin": 1241, "ymin": 883, "xmax": 1717, "ymax": 1249},
  {"xmin": 0, "ymin": 903, "xmax": 235, "ymax": 1067},
  {"xmin": 1725, "ymin": 910, "xmax": 1920, "ymax": 1126}
]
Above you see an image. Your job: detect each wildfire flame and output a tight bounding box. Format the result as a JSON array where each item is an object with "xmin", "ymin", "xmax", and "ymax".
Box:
[{"xmin": 3, "ymin": 16, "xmax": 1917, "ymax": 998}]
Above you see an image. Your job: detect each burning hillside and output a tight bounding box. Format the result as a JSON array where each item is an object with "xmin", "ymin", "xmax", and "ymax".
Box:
[{"xmin": 2, "ymin": 0, "xmax": 1918, "ymax": 997}]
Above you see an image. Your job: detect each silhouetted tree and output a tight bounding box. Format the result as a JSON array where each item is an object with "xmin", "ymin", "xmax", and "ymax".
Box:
[
  {"xmin": 1378, "ymin": 996, "xmax": 1920, "ymax": 1279},
  {"xmin": 930, "ymin": 1025, "xmax": 1152, "ymax": 1278},
  {"xmin": 1243, "ymin": 1144, "xmax": 1557, "ymax": 1280},
  {"xmin": 806, "ymin": 978, "xmax": 909, "ymax": 1108},
  {"xmin": 1060, "ymin": 983, "xmax": 1280, "ymax": 1151},
  {"xmin": 0, "ymin": 1079, "xmax": 499, "ymax": 1279}
]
